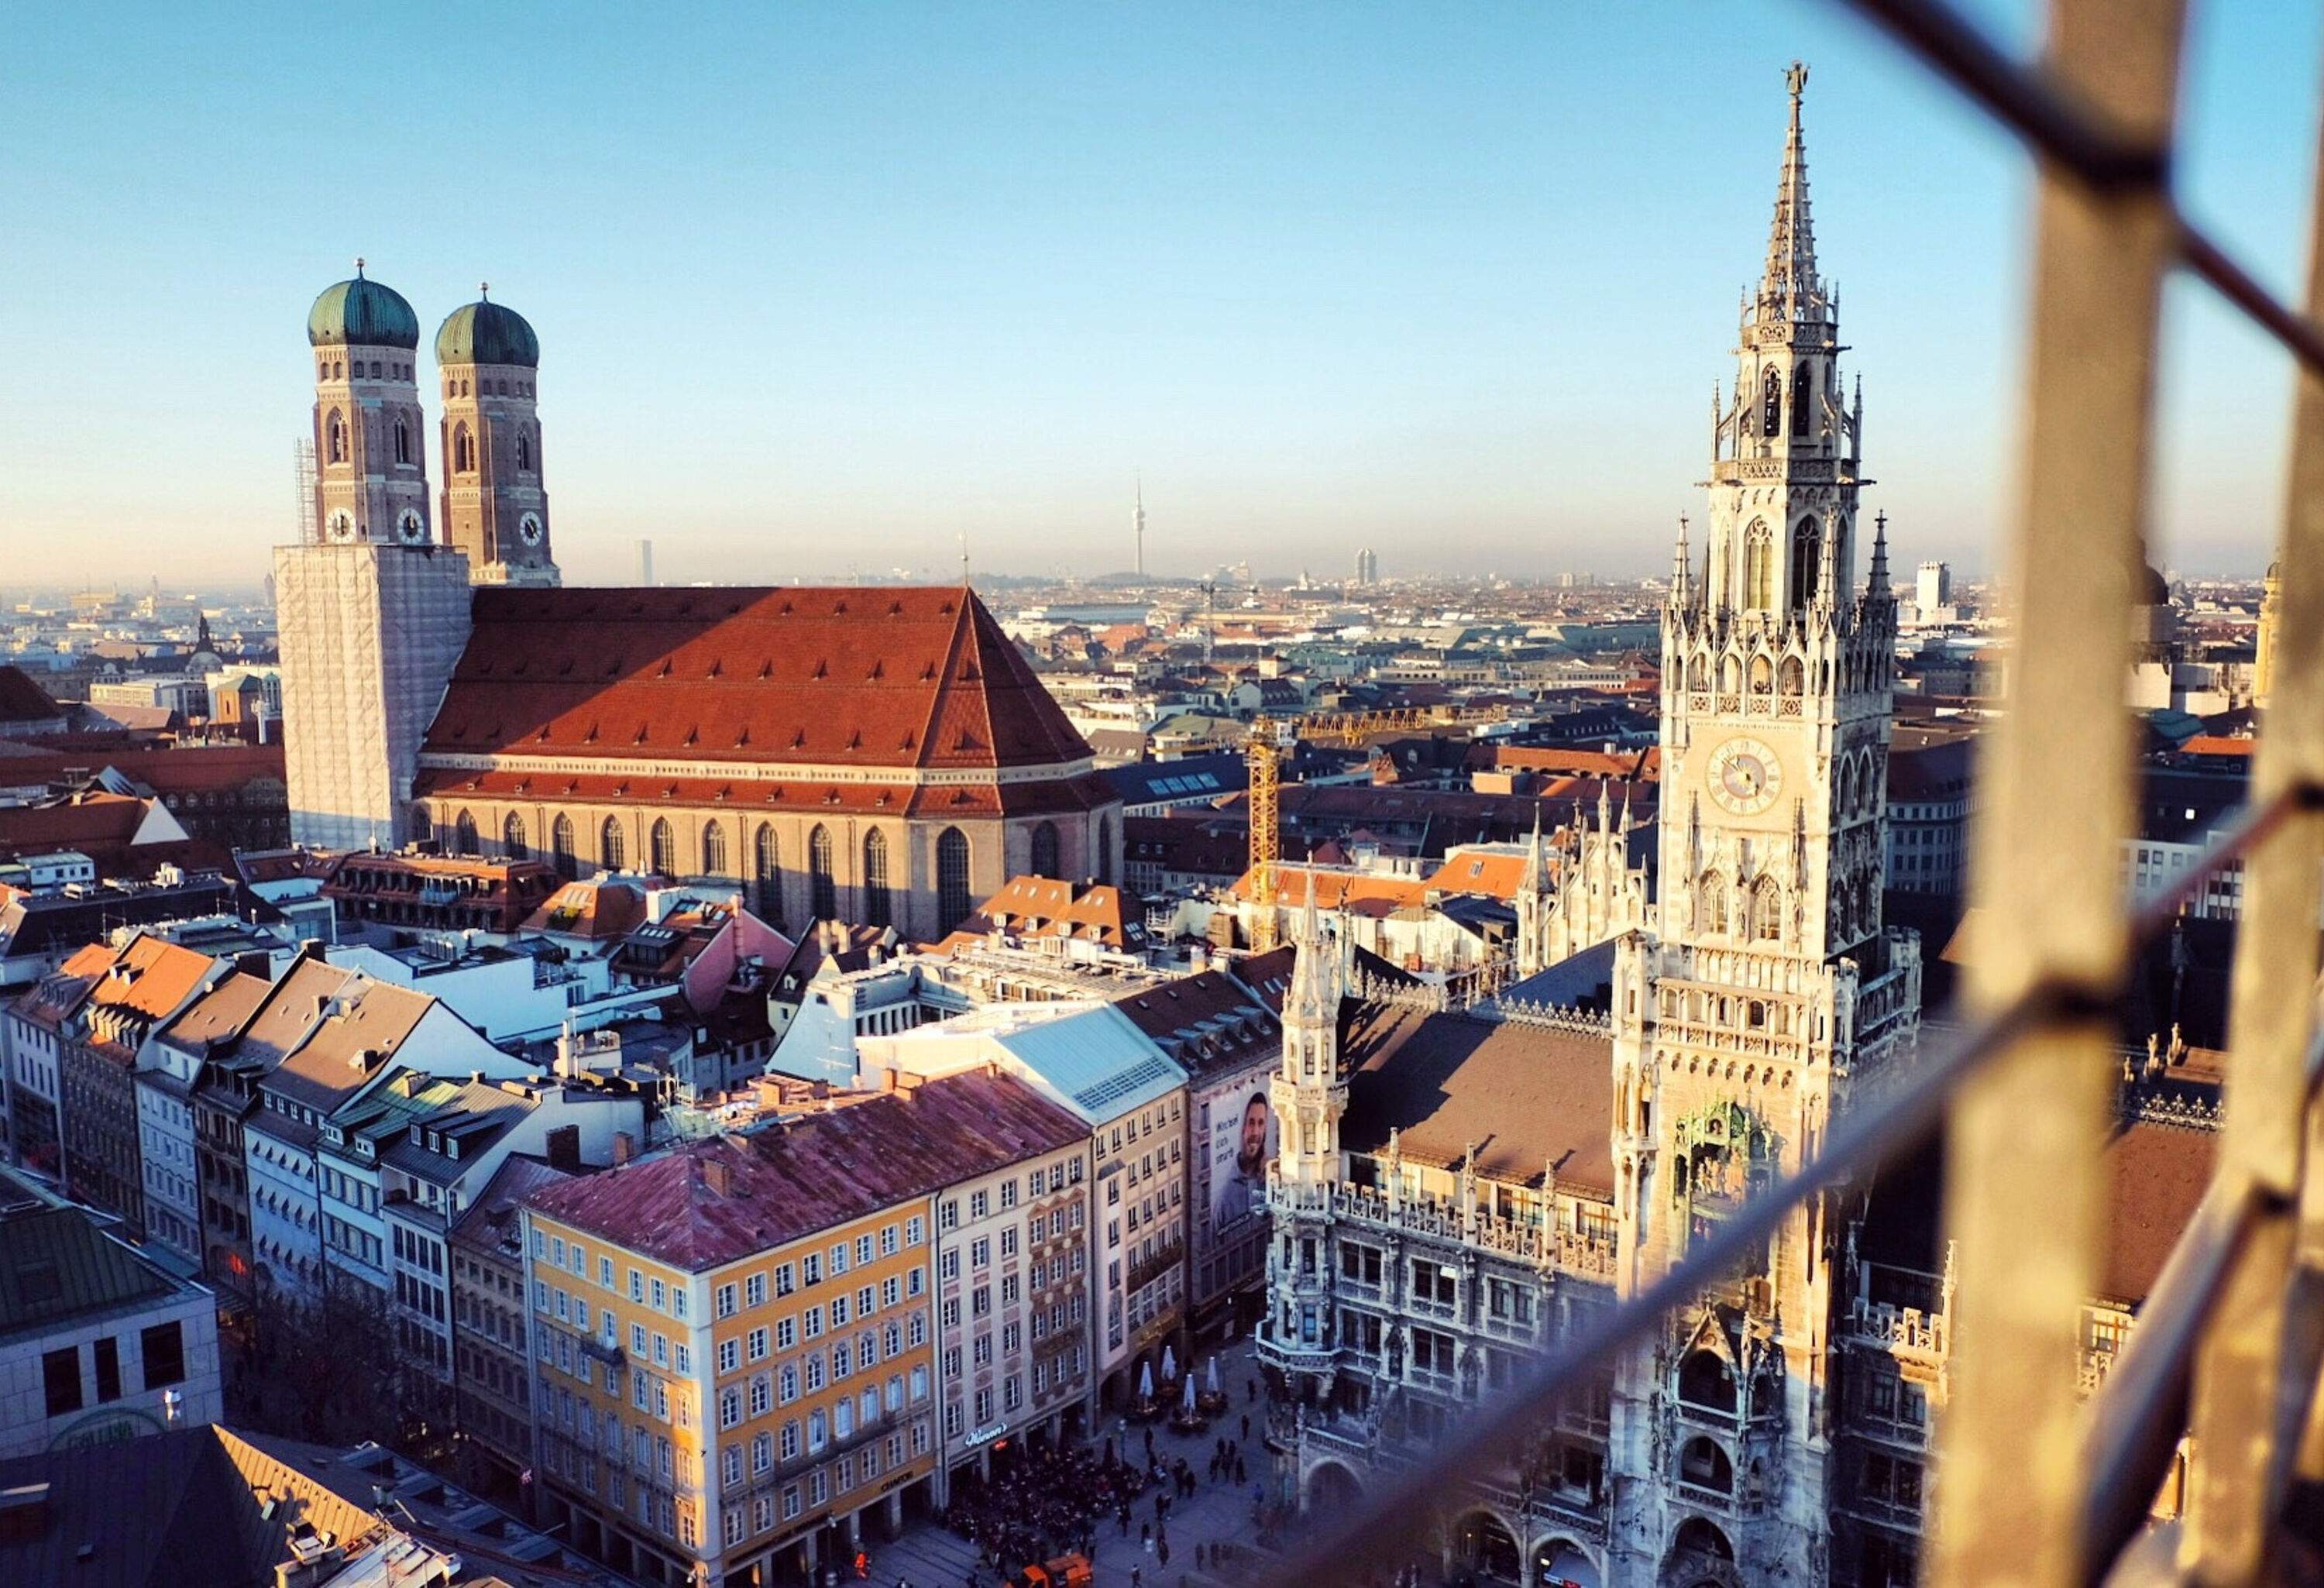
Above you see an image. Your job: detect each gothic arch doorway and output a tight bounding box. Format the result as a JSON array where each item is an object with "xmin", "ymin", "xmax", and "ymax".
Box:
[
  {"xmin": 1661, "ymin": 1517, "xmax": 1741, "ymax": 1588},
  {"xmin": 1304, "ymin": 1460, "xmax": 1361, "ymax": 1512},
  {"xmin": 1536, "ymin": 1537, "xmax": 1603, "ymax": 1588},
  {"xmin": 1452, "ymin": 1508, "xmax": 1521, "ymax": 1583}
]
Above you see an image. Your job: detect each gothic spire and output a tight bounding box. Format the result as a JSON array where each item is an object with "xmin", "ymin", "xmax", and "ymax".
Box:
[
  {"xmin": 1870, "ymin": 509, "xmax": 1892, "ymax": 594},
  {"xmin": 1286, "ymin": 874, "xmax": 1336, "ymax": 1025},
  {"xmin": 1671, "ymin": 514, "xmax": 1693, "ymax": 607},
  {"xmin": 1761, "ymin": 61, "xmax": 1821, "ymax": 317},
  {"xmin": 1519, "ymin": 806, "xmax": 1547, "ymax": 898}
]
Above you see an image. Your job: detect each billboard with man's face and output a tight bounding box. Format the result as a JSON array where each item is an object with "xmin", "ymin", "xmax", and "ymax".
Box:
[{"xmin": 1208, "ymin": 1087, "xmax": 1277, "ymax": 1236}]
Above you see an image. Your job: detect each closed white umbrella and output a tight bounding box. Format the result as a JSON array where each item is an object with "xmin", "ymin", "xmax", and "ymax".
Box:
[
  {"xmin": 1162, "ymin": 1344, "xmax": 1177, "ymax": 1383},
  {"xmin": 1205, "ymin": 1357, "xmax": 1222, "ymax": 1397},
  {"xmin": 1182, "ymin": 1374, "xmax": 1198, "ymax": 1414},
  {"xmin": 1139, "ymin": 1360, "xmax": 1156, "ymax": 1401}
]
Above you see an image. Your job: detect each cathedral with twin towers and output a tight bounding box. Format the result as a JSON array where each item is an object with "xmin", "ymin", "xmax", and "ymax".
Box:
[{"xmin": 276, "ymin": 270, "xmax": 1122, "ymax": 923}]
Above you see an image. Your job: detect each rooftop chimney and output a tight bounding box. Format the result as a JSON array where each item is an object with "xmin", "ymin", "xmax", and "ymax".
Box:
[
  {"xmin": 612, "ymin": 1131, "xmax": 638, "ymax": 1166},
  {"xmin": 544, "ymin": 1123, "xmax": 582, "ymax": 1172},
  {"xmin": 703, "ymin": 1156, "xmax": 736, "ymax": 1197}
]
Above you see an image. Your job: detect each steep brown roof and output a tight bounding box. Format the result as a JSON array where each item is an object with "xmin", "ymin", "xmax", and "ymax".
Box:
[
  {"xmin": 2099, "ymin": 1121, "xmax": 2216, "ymax": 1306},
  {"xmin": 526, "ymin": 1069, "xmax": 1087, "ymax": 1270},
  {"xmin": 422, "ymin": 585, "xmax": 1092, "ymax": 772},
  {"xmin": 156, "ymin": 971, "xmax": 273, "ymax": 1054},
  {"xmin": 1339, "ymin": 1006, "xmax": 1617, "ymax": 1194}
]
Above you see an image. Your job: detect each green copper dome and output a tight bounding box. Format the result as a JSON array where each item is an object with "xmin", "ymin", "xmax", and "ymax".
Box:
[
  {"xmin": 435, "ymin": 297, "xmax": 540, "ymax": 369},
  {"xmin": 308, "ymin": 269, "xmax": 421, "ymax": 351}
]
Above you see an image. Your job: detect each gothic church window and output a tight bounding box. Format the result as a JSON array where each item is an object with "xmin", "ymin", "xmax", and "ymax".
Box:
[
  {"xmin": 326, "ymin": 411, "xmax": 347, "ymax": 464},
  {"xmin": 552, "ymin": 815, "xmax": 577, "ymax": 878},
  {"xmin": 649, "ymin": 819, "xmax": 676, "ymax": 876},
  {"xmin": 453, "ymin": 810, "xmax": 478, "ymax": 857},
  {"xmin": 863, "ymin": 830, "xmax": 892, "ymax": 929},
  {"xmin": 754, "ymin": 824, "xmax": 781, "ymax": 920},
  {"xmin": 504, "ymin": 813, "xmax": 528, "ymax": 861},
  {"xmin": 1792, "ymin": 363, "xmax": 1813, "ymax": 438},
  {"xmin": 453, "ymin": 424, "xmax": 476, "ymax": 473},
  {"xmin": 1698, "ymin": 871, "xmax": 1728, "ymax": 935},
  {"xmin": 1761, "ymin": 368, "xmax": 1782, "ymax": 437},
  {"xmin": 394, "ymin": 418, "xmax": 412, "ymax": 466},
  {"xmin": 701, "ymin": 821, "xmax": 727, "ymax": 878},
  {"xmin": 409, "ymin": 805, "xmax": 432, "ymax": 844},
  {"xmin": 600, "ymin": 817, "xmax": 627, "ymax": 872},
  {"xmin": 517, "ymin": 430, "xmax": 531, "ymax": 471},
  {"xmin": 1030, "ymin": 821, "xmax": 1060, "ymax": 879},
  {"xmin": 808, "ymin": 825, "xmax": 837, "ymax": 919},
  {"xmin": 937, "ymin": 827, "xmax": 972, "ymax": 933}
]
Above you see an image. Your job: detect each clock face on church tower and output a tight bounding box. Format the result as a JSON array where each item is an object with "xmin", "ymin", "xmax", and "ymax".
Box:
[{"xmin": 1707, "ymin": 736, "xmax": 1783, "ymax": 816}]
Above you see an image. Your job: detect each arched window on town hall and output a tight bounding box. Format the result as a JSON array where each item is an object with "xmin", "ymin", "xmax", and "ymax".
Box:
[
  {"xmin": 808, "ymin": 824, "xmax": 837, "ymax": 920},
  {"xmin": 1698, "ymin": 870, "xmax": 1728, "ymax": 936},
  {"xmin": 503, "ymin": 813, "xmax": 528, "ymax": 861},
  {"xmin": 453, "ymin": 809, "xmax": 478, "ymax": 857},
  {"xmin": 754, "ymin": 823, "xmax": 781, "ymax": 921},
  {"xmin": 1030, "ymin": 820, "xmax": 1061, "ymax": 880},
  {"xmin": 862, "ymin": 829, "xmax": 892, "ymax": 930},
  {"xmin": 701, "ymin": 820, "xmax": 727, "ymax": 878},
  {"xmin": 1760, "ymin": 367, "xmax": 1783, "ymax": 437},
  {"xmin": 600, "ymin": 816, "xmax": 627, "ymax": 872},
  {"xmin": 649, "ymin": 818, "xmax": 676, "ymax": 877},
  {"xmin": 1744, "ymin": 522, "xmax": 1775, "ymax": 611},
  {"xmin": 1790, "ymin": 517, "xmax": 1823, "ymax": 612},
  {"xmin": 937, "ymin": 827, "xmax": 972, "ymax": 934},
  {"xmin": 552, "ymin": 815, "xmax": 576, "ymax": 878},
  {"xmin": 1752, "ymin": 877, "xmax": 1784, "ymax": 942},
  {"xmin": 1791, "ymin": 362, "xmax": 1813, "ymax": 439}
]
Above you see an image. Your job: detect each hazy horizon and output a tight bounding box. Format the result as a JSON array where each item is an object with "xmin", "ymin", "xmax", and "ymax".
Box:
[{"xmin": 5, "ymin": 1, "xmax": 2319, "ymax": 589}]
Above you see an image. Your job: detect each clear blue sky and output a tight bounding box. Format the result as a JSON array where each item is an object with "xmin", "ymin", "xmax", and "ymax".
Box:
[{"xmin": 2, "ymin": 0, "xmax": 2316, "ymax": 589}]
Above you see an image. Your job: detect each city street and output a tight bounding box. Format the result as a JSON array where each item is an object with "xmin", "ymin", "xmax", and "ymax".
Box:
[{"xmin": 865, "ymin": 1339, "xmax": 1282, "ymax": 1588}]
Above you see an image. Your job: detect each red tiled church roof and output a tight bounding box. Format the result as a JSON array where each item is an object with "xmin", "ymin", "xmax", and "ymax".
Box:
[{"xmin": 422, "ymin": 585, "xmax": 1092, "ymax": 773}]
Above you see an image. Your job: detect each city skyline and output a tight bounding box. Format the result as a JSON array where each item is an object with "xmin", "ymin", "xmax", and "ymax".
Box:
[{"xmin": 5, "ymin": 2, "xmax": 2319, "ymax": 588}]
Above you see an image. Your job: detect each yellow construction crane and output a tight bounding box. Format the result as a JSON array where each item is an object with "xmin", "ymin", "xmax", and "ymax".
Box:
[{"xmin": 1243, "ymin": 704, "xmax": 1502, "ymax": 950}]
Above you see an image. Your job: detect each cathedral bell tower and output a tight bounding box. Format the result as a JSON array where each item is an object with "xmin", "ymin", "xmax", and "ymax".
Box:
[
  {"xmin": 1606, "ymin": 65, "xmax": 1920, "ymax": 1588},
  {"xmin": 436, "ymin": 289, "xmax": 560, "ymax": 587},
  {"xmin": 308, "ymin": 260, "xmax": 432, "ymax": 547},
  {"xmin": 280, "ymin": 265, "xmax": 474, "ymax": 851}
]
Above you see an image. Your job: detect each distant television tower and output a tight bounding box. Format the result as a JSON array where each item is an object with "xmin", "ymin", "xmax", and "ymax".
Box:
[{"xmin": 1133, "ymin": 477, "xmax": 1147, "ymax": 579}]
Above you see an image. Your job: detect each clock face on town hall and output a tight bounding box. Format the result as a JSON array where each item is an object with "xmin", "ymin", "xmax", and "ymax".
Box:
[{"xmin": 1707, "ymin": 734, "xmax": 1785, "ymax": 816}]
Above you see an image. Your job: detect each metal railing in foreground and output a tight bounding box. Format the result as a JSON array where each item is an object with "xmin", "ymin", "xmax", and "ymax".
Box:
[{"xmin": 1267, "ymin": 0, "xmax": 2324, "ymax": 1583}]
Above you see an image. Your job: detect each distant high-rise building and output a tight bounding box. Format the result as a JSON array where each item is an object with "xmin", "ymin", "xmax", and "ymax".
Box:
[
  {"xmin": 1917, "ymin": 559, "xmax": 1951, "ymax": 612},
  {"xmin": 1353, "ymin": 546, "xmax": 1377, "ymax": 586},
  {"xmin": 636, "ymin": 538, "xmax": 655, "ymax": 586},
  {"xmin": 436, "ymin": 287, "xmax": 559, "ymax": 588},
  {"xmin": 1133, "ymin": 479, "xmax": 1147, "ymax": 578}
]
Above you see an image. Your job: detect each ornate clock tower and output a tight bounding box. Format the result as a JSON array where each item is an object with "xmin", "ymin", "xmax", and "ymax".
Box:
[{"xmin": 1606, "ymin": 64, "xmax": 1920, "ymax": 1588}]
